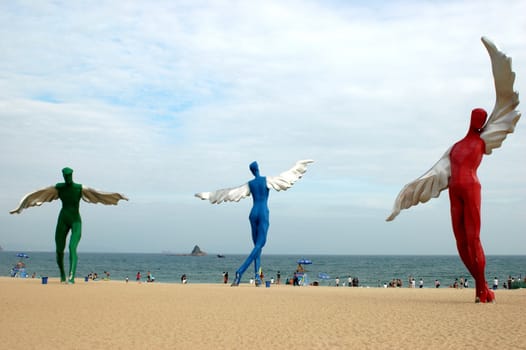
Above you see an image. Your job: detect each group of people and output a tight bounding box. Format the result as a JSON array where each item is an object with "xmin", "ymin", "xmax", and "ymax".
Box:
[
  {"xmin": 450, "ymin": 278, "xmax": 469, "ymax": 289},
  {"xmin": 379, "ymin": 277, "xmax": 473, "ymax": 289},
  {"xmin": 86, "ymin": 271, "xmax": 110, "ymax": 281},
  {"xmin": 77, "ymin": 270, "xmax": 526, "ymax": 288},
  {"xmin": 385, "ymin": 279, "xmax": 405, "ymax": 288},
  {"xmin": 496, "ymin": 275, "xmax": 525, "ymax": 290},
  {"xmin": 131, "ymin": 271, "xmax": 200, "ymax": 284},
  {"xmin": 133, "ymin": 271, "xmax": 155, "ymax": 283},
  {"xmin": 332, "ymin": 276, "xmax": 360, "ymax": 287}
]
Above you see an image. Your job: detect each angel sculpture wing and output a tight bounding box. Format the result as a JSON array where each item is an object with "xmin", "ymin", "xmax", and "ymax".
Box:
[
  {"xmin": 480, "ymin": 37, "xmax": 521, "ymax": 154},
  {"xmin": 195, "ymin": 159, "xmax": 314, "ymax": 204},
  {"xmin": 81, "ymin": 186, "xmax": 129, "ymax": 205},
  {"xmin": 386, "ymin": 37, "xmax": 520, "ymax": 221},
  {"xmin": 9, "ymin": 186, "xmax": 59, "ymax": 214},
  {"xmin": 266, "ymin": 159, "xmax": 314, "ymax": 191},
  {"xmin": 386, "ymin": 148, "xmax": 451, "ymax": 221},
  {"xmin": 195, "ymin": 183, "xmax": 251, "ymax": 204},
  {"xmin": 10, "ymin": 186, "xmax": 128, "ymax": 214}
]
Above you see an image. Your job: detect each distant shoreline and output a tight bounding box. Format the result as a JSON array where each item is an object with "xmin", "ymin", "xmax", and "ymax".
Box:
[{"xmin": 2, "ymin": 250, "xmax": 525, "ymax": 256}]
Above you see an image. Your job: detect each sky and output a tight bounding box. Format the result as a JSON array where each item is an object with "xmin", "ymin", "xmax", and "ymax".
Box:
[{"xmin": 1, "ymin": 0, "xmax": 525, "ymax": 255}]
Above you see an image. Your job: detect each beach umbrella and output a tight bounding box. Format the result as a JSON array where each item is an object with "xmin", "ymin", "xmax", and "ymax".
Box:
[
  {"xmin": 318, "ymin": 272, "xmax": 330, "ymax": 280},
  {"xmin": 297, "ymin": 258, "xmax": 312, "ymax": 265}
]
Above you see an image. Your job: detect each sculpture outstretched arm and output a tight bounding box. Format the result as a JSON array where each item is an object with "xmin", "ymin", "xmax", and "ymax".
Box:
[
  {"xmin": 480, "ymin": 37, "xmax": 521, "ymax": 154},
  {"xmin": 386, "ymin": 148, "xmax": 451, "ymax": 221},
  {"xmin": 195, "ymin": 183, "xmax": 251, "ymax": 204},
  {"xmin": 266, "ymin": 159, "xmax": 314, "ymax": 191},
  {"xmin": 81, "ymin": 186, "xmax": 128, "ymax": 205},
  {"xmin": 9, "ymin": 186, "xmax": 59, "ymax": 214}
]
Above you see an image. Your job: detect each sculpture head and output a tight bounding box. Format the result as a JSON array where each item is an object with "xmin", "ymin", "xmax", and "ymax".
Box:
[
  {"xmin": 470, "ymin": 108, "xmax": 487, "ymax": 133},
  {"xmin": 249, "ymin": 161, "xmax": 260, "ymax": 177},
  {"xmin": 62, "ymin": 167, "xmax": 74, "ymax": 184}
]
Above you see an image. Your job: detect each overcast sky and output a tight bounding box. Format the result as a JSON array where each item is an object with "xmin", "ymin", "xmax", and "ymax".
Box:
[{"xmin": 1, "ymin": 0, "xmax": 524, "ymax": 255}]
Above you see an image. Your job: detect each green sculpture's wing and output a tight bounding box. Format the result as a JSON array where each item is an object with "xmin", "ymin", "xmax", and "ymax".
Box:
[
  {"xmin": 82, "ymin": 186, "xmax": 128, "ymax": 205},
  {"xmin": 10, "ymin": 186, "xmax": 59, "ymax": 214}
]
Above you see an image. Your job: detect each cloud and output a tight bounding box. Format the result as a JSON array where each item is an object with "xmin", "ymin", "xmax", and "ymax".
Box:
[{"xmin": 1, "ymin": 0, "xmax": 525, "ymax": 254}]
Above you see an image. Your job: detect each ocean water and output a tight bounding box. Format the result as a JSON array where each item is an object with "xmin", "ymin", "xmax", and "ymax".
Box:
[{"xmin": 1, "ymin": 251, "xmax": 524, "ymax": 287}]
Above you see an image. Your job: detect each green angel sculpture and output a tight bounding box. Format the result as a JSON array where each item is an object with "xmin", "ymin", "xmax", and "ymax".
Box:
[{"xmin": 10, "ymin": 167, "xmax": 128, "ymax": 283}]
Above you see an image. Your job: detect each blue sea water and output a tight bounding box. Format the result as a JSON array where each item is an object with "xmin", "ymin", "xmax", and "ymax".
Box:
[{"xmin": 1, "ymin": 251, "xmax": 524, "ymax": 287}]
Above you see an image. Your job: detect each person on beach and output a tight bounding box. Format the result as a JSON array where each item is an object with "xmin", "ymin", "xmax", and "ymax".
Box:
[
  {"xmin": 10, "ymin": 167, "xmax": 127, "ymax": 284},
  {"xmin": 195, "ymin": 160, "xmax": 313, "ymax": 286},
  {"xmin": 387, "ymin": 38, "xmax": 520, "ymax": 303}
]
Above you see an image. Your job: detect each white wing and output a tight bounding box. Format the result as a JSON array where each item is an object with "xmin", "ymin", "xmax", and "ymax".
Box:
[
  {"xmin": 386, "ymin": 148, "xmax": 451, "ymax": 221},
  {"xmin": 195, "ymin": 183, "xmax": 251, "ymax": 204},
  {"xmin": 480, "ymin": 37, "xmax": 521, "ymax": 154},
  {"xmin": 266, "ymin": 159, "xmax": 314, "ymax": 191},
  {"xmin": 10, "ymin": 186, "xmax": 59, "ymax": 214},
  {"xmin": 82, "ymin": 186, "xmax": 128, "ymax": 205}
]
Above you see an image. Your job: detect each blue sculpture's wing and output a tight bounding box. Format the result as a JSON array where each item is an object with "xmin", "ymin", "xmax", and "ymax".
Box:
[
  {"xmin": 386, "ymin": 148, "xmax": 451, "ymax": 221},
  {"xmin": 82, "ymin": 186, "xmax": 128, "ymax": 205},
  {"xmin": 195, "ymin": 183, "xmax": 251, "ymax": 204},
  {"xmin": 9, "ymin": 186, "xmax": 59, "ymax": 214},
  {"xmin": 266, "ymin": 159, "xmax": 314, "ymax": 191},
  {"xmin": 480, "ymin": 37, "xmax": 521, "ymax": 154}
]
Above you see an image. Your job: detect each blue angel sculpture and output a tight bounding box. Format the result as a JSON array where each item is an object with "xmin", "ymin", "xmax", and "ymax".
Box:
[{"xmin": 195, "ymin": 159, "xmax": 313, "ymax": 286}]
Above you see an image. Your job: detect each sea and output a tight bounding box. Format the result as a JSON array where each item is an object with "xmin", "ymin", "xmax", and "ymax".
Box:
[{"xmin": 1, "ymin": 251, "xmax": 524, "ymax": 287}]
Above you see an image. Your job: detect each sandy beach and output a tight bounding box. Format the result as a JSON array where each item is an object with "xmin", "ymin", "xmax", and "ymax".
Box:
[{"xmin": 0, "ymin": 277, "xmax": 524, "ymax": 349}]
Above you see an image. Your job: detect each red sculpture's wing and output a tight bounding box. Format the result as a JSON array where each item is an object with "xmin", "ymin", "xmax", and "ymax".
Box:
[
  {"xmin": 266, "ymin": 159, "xmax": 314, "ymax": 192},
  {"xmin": 9, "ymin": 186, "xmax": 59, "ymax": 214},
  {"xmin": 81, "ymin": 186, "xmax": 128, "ymax": 205},
  {"xmin": 386, "ymin": 148, "xmax": 451, "ymax": 221},
  {"xmin": 480, "ymin": 37, "xmax": 521, "ymax": 155}
]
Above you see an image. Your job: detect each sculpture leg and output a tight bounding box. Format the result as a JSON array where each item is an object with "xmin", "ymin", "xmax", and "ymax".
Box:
[
  {"xmin": 67, "ymin": 221, "xmax": 82, "ymax": 284},
  {"xmin": 233, "ymin": 245, "xmax": 263, "ymax": 285},
  {"xmin": 252, "ymin": 220, "xmax": 268, "ymax": 285},
  {"xmin": 449, "ymin": 185, "xmax": 493, "ymax": 303},
  {"xmin": 450, "ymin": 199, "xmax": 477, "ymax": 278},
  {"xmin": 254, "ymin": 253, "xmax": 261, "ymax": 283},
  {"xmin": 54, "ymin": 220, "xmax": 69, "ymax": 283},
  {"xmin": 232, "ymin": 217, "xmax": 268, "ymax": 286}
]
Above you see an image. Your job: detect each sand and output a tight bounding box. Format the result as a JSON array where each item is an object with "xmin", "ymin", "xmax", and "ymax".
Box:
[{"xmin": 0, "ymin": 277, "xmax": 524, "ymax": 349}]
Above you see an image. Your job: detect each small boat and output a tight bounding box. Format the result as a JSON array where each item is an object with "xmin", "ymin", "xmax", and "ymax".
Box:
[{"xmin": 217, "ymin": 254, "xmax": 225, "ymax": 258}]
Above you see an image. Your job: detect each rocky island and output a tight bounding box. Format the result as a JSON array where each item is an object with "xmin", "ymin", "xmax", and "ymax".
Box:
[{"xmin": 163, "ymin": 245, "xmax": 207, "ymax": 256}]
